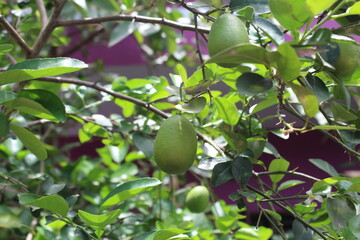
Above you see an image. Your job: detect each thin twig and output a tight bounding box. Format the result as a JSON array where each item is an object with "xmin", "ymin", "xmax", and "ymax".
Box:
[
  {"xmin": 247, "ymin": 184, "xmax": 327, "ymax": 240},
  {"xmin": 60, "ymin": 26, "xmax": 105, "ymax": 56},
  {"xmin": 256, "ymin": 202, "xmax": 288, "ymax": 240},
  {"xmin": 256, "ymin": 170, "xmax": 321, "ymax": 182},
  {"xmin": 174, "ymin": 0, "xmax": 215, "ymax": 22},
  {"xmin": 56, "ymin": 14, "xmax": 210, "ymax": 34},
  {"xmin": 301, "ymin": 0, "xmax": 346, "ymax": 41},
  {"xmin": 193, "ymin": 14, "xmax": 206, "ymax": 80},
  {"xmin": 31, "ymin": 0, "xmax": 68, "ymax": 58},
  {"xmin": 36, "ymin": 76, "xmax": 226, "ymax": 156},
  {"xmin": 4, "ymin": 53, "xmax": 16, "ymax": 64},
  {"xmin": 254, "ymin": 173, "xmax": 287, "ymax": 237},
  {"xmin": 282, "ymin": 104, "xmax": 360, "ymax": 160},
  {"xmin": 35, "ymin": 0, "xmax": 48, "ymax": 28},
  {"xmin": 0, "ymin": 15, "xmax": 32, "ymax": 57},
  {"xmin": 260, "ymin": 196, "xmax": 307, "ymax": 202}
]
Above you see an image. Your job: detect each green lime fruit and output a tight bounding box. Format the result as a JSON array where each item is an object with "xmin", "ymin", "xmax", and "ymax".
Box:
[
  {"xmin": 333, "ymin": 42, "xmax": 360, "ymax": 78},
  {"xmin": 207, "ymin": 13, "xmax": 249, "ymax": 68},
  {"xmin": 185, "ymin": 186, "xmax": 210, "ymax": 213},
  {"xmin": 154, "ymin": 115, "xmax": 197, "ymax": 175}
]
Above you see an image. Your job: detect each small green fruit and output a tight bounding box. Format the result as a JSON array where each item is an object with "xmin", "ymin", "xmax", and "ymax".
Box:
[
  {"xmin": 320, "ymin": 41, "xmax": 360, "ymax": 79},
  {"xmin": 333, "ymin": 42, "xmax": 360, "ymax": 78},
  {"xmin": 186, "ymin": 186, "xmax": 210, "ymax": 213},
  {"xmin": 154, "ymin": 115, "xmax": 197, "ymax": 175},
  {"xmin": 207, "ymin": 13, "xmax": 249, "ymax": 68}
]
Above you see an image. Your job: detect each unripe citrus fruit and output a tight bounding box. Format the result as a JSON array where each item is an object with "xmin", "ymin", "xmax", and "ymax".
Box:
[
  {"xmin": 154, "ymin": 115, "xmax": 197, "ymax": 175},
  {"xmin": 333, "ymin": 42, "xmax": 360, "ymax": 78},
  {"xmin": 207, "ymin": 13, "xmax": 249, "ymax": 68},
  {"xmin": 185, "ymin": 186, "xmax": 210, "ymax": 213}
]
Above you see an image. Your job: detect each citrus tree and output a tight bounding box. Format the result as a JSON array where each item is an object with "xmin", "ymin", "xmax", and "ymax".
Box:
[{"xmin": 0, "ymin": 0, "xmax": 360, "ymax": 239}]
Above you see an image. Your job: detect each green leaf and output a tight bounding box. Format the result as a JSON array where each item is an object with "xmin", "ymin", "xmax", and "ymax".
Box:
[
  {"xmin": 269, "ymin": 158, "xmax": 289, "ymax": 184},
  {"xmin": 345, "ymin": 182, "xmax": 360, "ymax": 194},
  {"xmin": 236, "ymin": 72, "xmax": 273, "ymax": 96},
  {"xmin": 278, "ymin": 180, "xmax": 305, "ymax": 191},
  {"xmin": 214, "ymin": 97, "xmax": 239, "ymax": 126},
  {"xmin": 269, "ymin": 0, "xmax": 313, "ymax": 32},
  {"xmin": 306, "ymin": 0, "xmax": 337, "ymax": 15},
  {"xmin": 0, "ymin": 57, "xmax": 88, "ymax": 86},
  {"xmin": 125, "ymin": 78, "xmax": 153, "ymax": 89},
  {"xmin": 304, "ymin": 28, "xmax": 332, "ymax": 45},
  {"xmin": 0, "ymin": 90, "xmax": 17, "ymax": 104},
  {"xmin": 144, "ymin": 228, "xmax": 189, "ymax": 240},
  {"xmin": 0, "ymin": 44, "xmax": 13, "ymax": 55},
  {"xmin": 253, "ymin": 17, "xmax": 284, "ymax": 45},
  {"xmin": 132, "ymin": 132, "xmax": 154, "ymax": 158},
  {"xmin": 198, "ymin": 157, "xmax": 230, "ymax": 171},
  {"xmin": 249, "ymin": 91, "xmax": 279, "ymax": 115},
  {"xmin": 0, "ymin": 112, "xmax": 9, "ymax": 138},
  {"xmin": 211, "ymin": 161, "xmax": 233, "ymax": 187},
  {"xmin": 9, "ymin": 97, "xmax": 59, "ymax": 122},
  {"xmin": 269, "ymin": 43, "xmax": 301, "ymax": 81},
  {"xmin": 206, "ymin": 44, "xmax": 268, "ymax": 67},
  {"xmin": 330, "ymin": 102, "xmax": 358, "ymax": 122},
  {"xmin": 100, "ymin": 178, "xmax": 161, "ymax": 211},
  {"xmin": 328, "ymin": 71, "xmax": 352, "ymax": 109},
  {"xmin": 349, "ymin": 215, "xmax": 360, "ymax": 239},
  {"xmin": 219, "ymin": 124, "xmax": 248, "ymax": 154},
  {"xmin": 304, "ymin": 74, "xmax": 330, "ymax": 103},
  {"xmin": 78, "ymin": 209, "xmax": 122, "ymax": 230},
  {"xmin": 122, "ymin": 0, "xmax": 134, "ymax": 9},
  {"xmin": 292, "ymin": 219, "xmax": 306, "ymax": 240},
  {"xmin": 327, "ymin": 197, "xmax": 356, "ymax": 229},
  {"xmin": 92, "ymin": 0, "xmax": 121, "ymax": 12},
  {"xmin": 312, "ymin": 177, "xmax": 348, "ymax": 193},
  {"xmin": 232, "ymin": 156, "xmax": 252, "ymax": 187},
  {"xmin": 176, "ymin": 97, "xmax": 207, "ymax": 113},
  {"xmin": 0, "ymin": 214, "xmax": 22, "ymax": 228},
  {"xmin": 19, "ymin": 89, "xmax": 66, "ymax": 122},
  {"xmin": 264, "ymin": 209, "xmax": 282, "ymax": 222},
  {"xmin": 109, "ymin": 22, "xmax": 137, "ymax": 47},
  {"xmin": 115, "ymin": 98, "xmax": 135, "ymax": 118},
  {"xmin": 332, "ymin": 2, "xmax": 360, "ymax": 18},
  {"xmin": 342, "ymin": 227, "xmax": 357, "ymax": 240},
  {"xmin": 10, "ymin": 124, "xmax": 47, "ymax": 161},
  {"xmin": 185, "ymin": 68, "xmax": 213, "ymax": 88},
  {"xmin": 289, "ymin": 82, "xmax": 319, "ymax": 118},
  {"xmin": 309, "ymin": 158, "xmax": 339, "ymax": 177},
  {"xmin": 215, "ymin": 215, "xmax": 237, "ymax": 233},
  {"xmin": 18, "ymin": 193, "xmax": 69, "ymax": 216},
  {"xmin": 236, "ymin": 6, "xmax": 255, "ymax": 22},
  {"xmin": 70, "ymin": 0, "xmax": 88, "ymax": 16},
  {"xmin": 174, "ymin": 64, "xmax": 188, "ymax": 83},
  {"xmin": 229, "ymin": 0, "xmax": 270, "ymax": 14},
  {"xmin": 247, "ymin": 137, "xmax": 266, "ymax": 159}
]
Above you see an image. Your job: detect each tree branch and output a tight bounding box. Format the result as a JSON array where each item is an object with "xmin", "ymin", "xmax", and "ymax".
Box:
[
  {"xmin": 36, "ymin": 0, "xmax": 48, "ymax": 28},
  {"xmin": 0, "ymin": 15, "xmax": 32, "ymax": 57},
  {"xmin": 173, "ymin": 0, "xmax": 215, "ymax": 22},
  {"xmin": 255, "ymin": 170, "xmax": 321, "ymax": 182},
  {"xmin": 283, "ymin": 104, "xmax": 360, "ymax": 160},
  {"xmin": 31, "ymin": 0, "xmax": 67, "ymax": 58},
  {"xmin": 56, "ymin": 14, "xmax": 210, "ymax": 34},
  {"xmin": 37, "ymin": 76, "xmax": 225, "ymax": 156},
  {"xmin": 247, "ymin": 184, "xmax": 327, "ymax": 240},
  {"xmin": 60, "ymin": 26, "xmax": 105, "ymax": 57}
]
